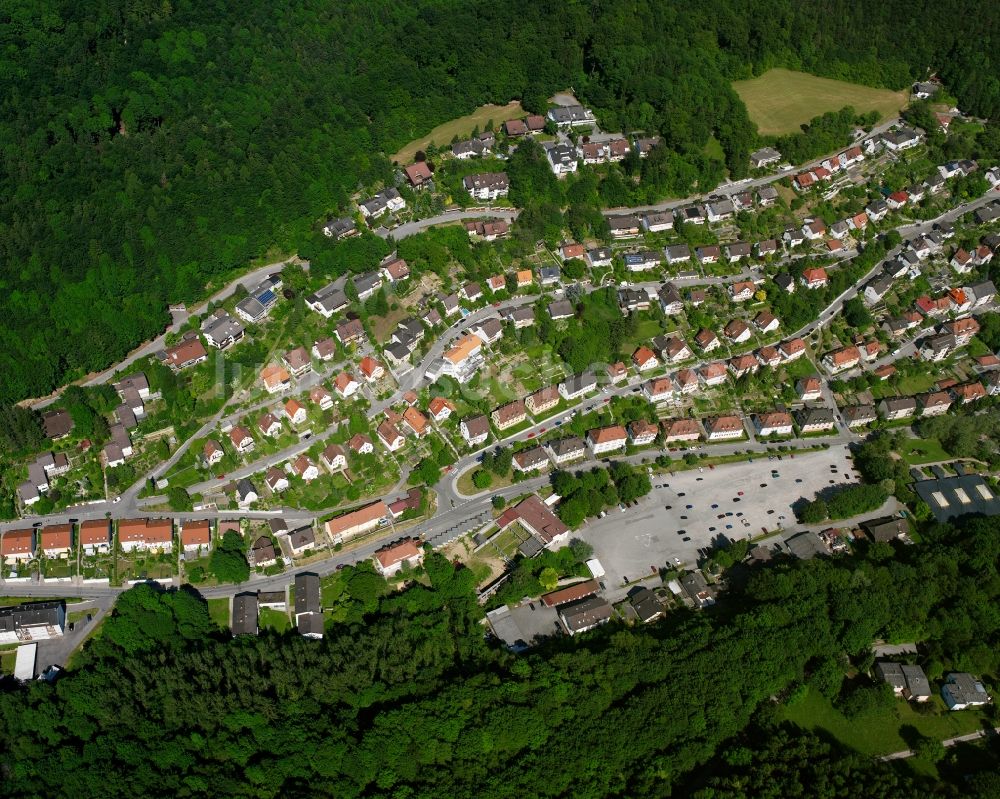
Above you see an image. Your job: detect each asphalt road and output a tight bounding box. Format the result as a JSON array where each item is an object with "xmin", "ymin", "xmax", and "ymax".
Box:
[
  {"xmin": 378, "ymin": 208, "xmax": 519, "ymax": 241},
  {"xmin": 7, "ymin": 190, "xmax": 992, "ymax": 533},
  {"xmin": 5, "ymin": 137, "xmax": 998, "ymax": 666}
]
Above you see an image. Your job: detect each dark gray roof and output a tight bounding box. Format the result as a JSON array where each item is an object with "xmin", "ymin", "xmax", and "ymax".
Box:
[
  {"xmin": 862, "ymin": 516, "xmax": 908, "ymax": 542},
  {"xmin": 353, "ymin": 271, "xmax": 383, "ymax": 295},
  {"xmin": 236, "ymin": 479, "xmax": 257, "ymax": 501},
  {"xmin": 914, "ymin": 473, "xmax": 1000, "ymax": 522},
  {"xmin": 306, "ymin": 282, "xmax": 348, "ymax": 314},
  {"xmin": 549, "ymin": 299, "xmax": 575, "ymax": 318},
  {"xmin": 289, "ymin": 526, "xmax": 316, "ymax": 551},
  {"xmin": 796, "ymin": 407, "xmax": 835, "ymax": 426},
  {"xmin": 549, "ymin": 436, "xmax": 585, "ymax": 457},
  {"xmin": 784, "ymin": 531, "xmax": 827, "ymax": 559},
  {"xmin": 323, "ymin": 216, "xmax": 356, "ymax": 238},
  {"xmin": 201, "ymin": 311, "xmax": 245, "ymax": 346},
  {"xmin": 629, "ymin": 587, "xmax": 664, "ymax": 623},
  {"xmin": 231, "ymin": 593, "xmax": 258, "ymax": 636},
  {"xmin": 294, "ymin": 573, "xmax": 321, "ymax": 615},
  {"xmin": 559, "ymin": 596, "xmax": 613, "ymax": 632},
  {"xmin": 235, "ymin": 296, "xmax": 267, "ymax": 322},
  {"xmin": 561, "ymin": 372, "xmax": 597, "ymax": 396},
  {"xmin": 548, "ymin": 105, "xmax": 593, "ymax": 124},
  {"xmin": 0, "ymin": 601, "xmax": 64, "ymax": 635},
  {"xmin": 296, "ymin": 611, "xmax": 325, "ymax": 637},
  {"xmin": 517, "ymin": 536, "xmax": 544, "ymax": 558}
]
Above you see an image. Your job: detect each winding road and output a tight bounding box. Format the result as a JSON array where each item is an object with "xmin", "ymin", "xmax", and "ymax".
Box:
[{"xmin": 4, "ymin": 129, "xmax": 997, "ymax": 674}]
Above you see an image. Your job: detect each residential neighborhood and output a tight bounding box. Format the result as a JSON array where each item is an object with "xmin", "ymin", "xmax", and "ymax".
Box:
[{"xmin": 2, "ymin": 93, "xmax": 1000, "ymax": 770}]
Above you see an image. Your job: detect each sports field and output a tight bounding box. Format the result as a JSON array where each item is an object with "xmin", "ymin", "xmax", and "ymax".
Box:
[
  {"xmin": 733, "ymin": 69, "xmax": 907, "ymax": 136},
  {"xmin": 392, "ymin": 101, "xmax": 525, "ymax": 163}
]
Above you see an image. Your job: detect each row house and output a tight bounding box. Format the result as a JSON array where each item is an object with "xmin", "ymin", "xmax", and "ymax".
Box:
[{"xmin": 118, "ymin": 518, "xmax": 173, "ymax": 553}]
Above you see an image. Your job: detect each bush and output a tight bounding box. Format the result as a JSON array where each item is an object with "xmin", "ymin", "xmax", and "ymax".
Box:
[{"xmin": 472, "ymin": 470, "xmax": 493, "ymax": 490}]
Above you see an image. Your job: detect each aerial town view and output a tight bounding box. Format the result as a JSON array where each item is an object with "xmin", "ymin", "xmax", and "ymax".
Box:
[{"xmin": 2, "ymin": 2, "xmax": 1000, "ymax": 796}]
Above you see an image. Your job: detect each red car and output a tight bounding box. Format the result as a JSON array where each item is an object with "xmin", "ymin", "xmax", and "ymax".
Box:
[{"xmin": 526, "ymin": 432, "xmax": 536, "ymax": 439}]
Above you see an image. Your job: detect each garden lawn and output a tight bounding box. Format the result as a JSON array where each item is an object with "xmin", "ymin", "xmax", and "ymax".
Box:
[
  {"xmin": 392, "ymin": 101, "xmax": 524, "ymax": 163},
  {"xmin": 732, "ymin": 69, "xmax": 907, "ymax": 136},
  {"xmin": 898, "ymin": 437, "xmax": 951, "ymax": 465},
  {"xmin": 207, "ymin": 598, "xmax": 230, "ymax": 630},
  {"xmin": 0, "ymin": 649, "xmax": 16, "ymax": 676},
  {"xmin": 259, "ymin": 607, "xmax": 291, "ymax": 632},
  {"xmin": 895, "ymin": 372, "xmax": 939, "ymax": 395},
  {"xmin": 779, "ymin": 685, "xmax": 989, "ymax": 758},
  {"xmin": 456, "ymin": 465, "xmax": 514, "ymax": 497}
]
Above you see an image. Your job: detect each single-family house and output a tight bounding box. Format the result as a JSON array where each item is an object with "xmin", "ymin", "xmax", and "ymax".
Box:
[
  {"xmin": 460, "ymin": 415, "xmax": 490, "ymax": 446},
  {"xmin": 587, "ymin": 425, "xmax": 628, "ymax": 455},
  {"xmin": 229, "ymin": 426, "xmax": 255, "ymax": 454}
]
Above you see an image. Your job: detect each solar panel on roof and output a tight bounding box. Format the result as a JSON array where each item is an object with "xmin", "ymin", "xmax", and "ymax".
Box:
[{"xmin": 257, "ymin": 289, "xmax": 276, "ymax": 305}]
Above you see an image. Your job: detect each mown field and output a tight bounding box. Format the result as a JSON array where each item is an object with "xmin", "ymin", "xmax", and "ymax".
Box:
[
  {"xmin": 392, "ymin": 101, "xmax": 524, "ymax": 163},
  {"xmin": 733, "ymin": 68, "xmax": 908, "ymax": 135}
]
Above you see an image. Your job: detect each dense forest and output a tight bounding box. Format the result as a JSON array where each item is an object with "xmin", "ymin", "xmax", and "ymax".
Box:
[
  {"xmin": 4, "ymin": 0, "xmax": 1000, "ymax": 403},
  {"xmin": 3, "ymin": 513, "xmax": 1000, "ymax": 797}
]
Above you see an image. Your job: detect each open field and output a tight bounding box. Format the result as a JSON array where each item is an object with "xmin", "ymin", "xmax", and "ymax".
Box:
[
  {"xmin": 392, "ymin": 101, "xmax": 524, "ymax": 163},
  {"xmin": 733, "ymin": 69, "xmax": 908, "ymax": 136},
  {"xmin": 779, "ymin": 685, "xmax": 989, "ymax": 758}
]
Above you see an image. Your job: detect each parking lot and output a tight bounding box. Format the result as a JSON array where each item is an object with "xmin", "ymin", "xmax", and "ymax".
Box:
[{"xmin": 579, "ymin": 446, "xmax": 858, "ymax": 590}]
